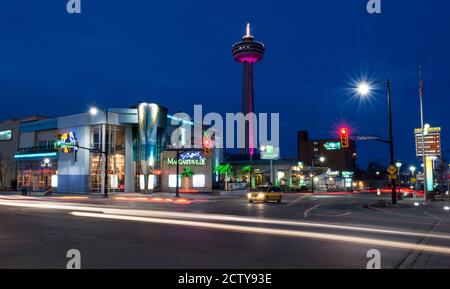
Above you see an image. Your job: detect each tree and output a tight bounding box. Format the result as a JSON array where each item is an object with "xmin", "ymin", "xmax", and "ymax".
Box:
[
  {"xmin": 214, "ymin": 164, "xmax": 233, "ymax": 190},
  {"xmin": 181, "ymin": 167, "xmax": 194, "ymax": 190},
  {"xmin": 0, "ymin": 153, "xmax": 14, "ymax": 190},
  {"xmin": 241, "ymin": 165, "xmax": 254, "ymax": 187}
]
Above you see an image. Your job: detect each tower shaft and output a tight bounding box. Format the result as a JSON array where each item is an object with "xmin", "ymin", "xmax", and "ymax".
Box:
[{"xmin": 242, "ymin": 62, "xmax": 255, "ymax": 155}]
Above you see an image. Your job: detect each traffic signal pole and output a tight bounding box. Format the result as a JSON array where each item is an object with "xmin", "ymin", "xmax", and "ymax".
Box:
[{"xmin": 387, "ymin": 80, "xmax": 397, "ymax": 205}]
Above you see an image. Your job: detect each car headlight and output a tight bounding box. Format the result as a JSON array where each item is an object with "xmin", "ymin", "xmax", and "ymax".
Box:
[{"xmin": 247, "ymin": 193, "xmax": 251, "ymax": 198}]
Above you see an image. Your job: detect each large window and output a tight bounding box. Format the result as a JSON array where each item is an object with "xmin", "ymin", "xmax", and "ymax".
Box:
[
  {"xmin": 192, "ymin": 174, "xmax": 206, "ymax": 188},
  {"xmin": 168, "ymin": 174, "xmax": 181, "ymax": 188},
  {"xmin": 17, "ymin": 159, "xmax": 58, "ymax": 191},
  {"xmin": 90, "ymin": 125, "xmax": 126, "ymax": 193}
]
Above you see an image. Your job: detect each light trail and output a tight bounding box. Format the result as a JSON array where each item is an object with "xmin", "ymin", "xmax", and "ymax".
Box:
[
  {"xmin": 70, "ymin": 211, "xmax": 450, "ymax": 256},
  {"xmin": 1, "ymin": 199, "xmax": 450, "ymax": 241}
]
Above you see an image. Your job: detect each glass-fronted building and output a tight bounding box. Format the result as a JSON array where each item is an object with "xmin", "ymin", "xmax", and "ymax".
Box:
[{"xmin": 14, "ymin": 103, "xmax": 221, "ymax": 194}]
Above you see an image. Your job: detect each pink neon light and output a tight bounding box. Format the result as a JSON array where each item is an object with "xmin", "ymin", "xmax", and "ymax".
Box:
[{"xmin": 234, "ymin": 54, "xmax": 262, "ymax": 63}]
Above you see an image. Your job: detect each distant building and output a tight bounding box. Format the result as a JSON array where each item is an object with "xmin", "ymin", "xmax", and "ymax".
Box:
[
  {"xmin": 0, "ymin": 116, "xmax": 48, "ymax": 190},
  {"xmin": 297, "ymin": 131, "xmax": 357, "ymax": 173}
]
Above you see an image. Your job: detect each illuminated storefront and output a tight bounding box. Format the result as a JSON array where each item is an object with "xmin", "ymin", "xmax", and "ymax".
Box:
[
  {"xmin": 160, "ymin": 150, "xmax": 213, "ymax": 193},
  {"xmin": 13, "ymin": 103, "xmax": 219, "ymax": 194}
]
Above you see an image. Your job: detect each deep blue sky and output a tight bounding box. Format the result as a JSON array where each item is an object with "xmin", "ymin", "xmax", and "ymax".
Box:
[{"xmin": 1, "ymin": 0, "xmax": 449, "ymax": 169}]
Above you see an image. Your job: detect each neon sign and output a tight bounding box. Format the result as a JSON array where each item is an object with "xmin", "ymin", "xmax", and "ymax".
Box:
[
  {"xmin": 0, "ymin": 130, "xmax": 12, "ymax": 141},
  {"xmin": 167, "ymin": 151, "xmax": 206, "ymax": 166},
  {"xmin": 323, "ymin": 142, "xmax": 341, "ymax": 151},
  {"xmin": 55, "ymin": 131, "xmax": 79, "ymax": 154}
]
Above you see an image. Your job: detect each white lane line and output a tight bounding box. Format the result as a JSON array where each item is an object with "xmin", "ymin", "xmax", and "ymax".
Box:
[
  {"xmin": 314, "ymin": 212, "xmax": 352, "ymax": 217},
  {"xmin": 304, "ymin": 204, "xmax": 321, "ymax": 218},
  {"xmin": 70, "ymin": 211, "xmax": 450, "ymax": 256},
  {"xmin": 2, "ymin": 199, "xmax": 450, "ymax": 241},
  {"xmin": 287, "ymin": 194, "xmax": 310, "ymax": 207}
]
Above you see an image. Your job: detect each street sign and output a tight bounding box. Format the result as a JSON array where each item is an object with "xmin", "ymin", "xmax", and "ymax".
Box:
[
  {"xmin": 386, "ymin": 165, "xmax": 398, "ymax": 175},
  {"xmin": 388, "ymin": 174, "xmax": 397, "ymax": 180},
  {"xmin": 416, "ymin": 173, "xmax": 424, "ymax": 181},
  {"xmin": 260, "ymin": 145, "xmax": 280, "ymax": 160},
  {"xmin": 414, "ymin": 126, "xmax": 441, "ymax": 157},
  {"xmin": 356, "ymin": 136, "xmax": 380, "ymax": 141},
  {"xmin": 410, "ymin": 178, "xmax": 416, "ymax": 183}
]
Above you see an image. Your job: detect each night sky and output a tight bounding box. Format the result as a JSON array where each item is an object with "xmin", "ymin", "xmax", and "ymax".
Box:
[{"xmin": 1, "ymin": 1, "xmax": 449, "ymax": 169}]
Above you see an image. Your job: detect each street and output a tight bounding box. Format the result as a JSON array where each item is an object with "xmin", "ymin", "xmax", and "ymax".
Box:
[{"xmin": 1, "ymin": 193, "xmax": 450, "ymax": 269}]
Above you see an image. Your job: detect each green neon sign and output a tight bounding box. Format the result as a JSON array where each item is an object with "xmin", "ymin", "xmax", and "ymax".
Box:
[
  {"xmin": 15, "ymin": 152, "xmax": 58, "ymax": 159},
  {"xmin": 323, "ymin": 142, "xmax": 341, "ymax": 151}
]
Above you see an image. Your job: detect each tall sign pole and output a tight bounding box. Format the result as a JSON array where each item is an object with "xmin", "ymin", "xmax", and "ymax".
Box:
[{"xmin": 419, "ymin": 65, "xmax": 427, "ymax": 202}]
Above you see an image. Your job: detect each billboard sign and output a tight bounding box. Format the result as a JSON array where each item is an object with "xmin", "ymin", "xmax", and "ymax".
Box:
[
  {"xmin": 260, "ymin": 145, "xmax": 280, "ymax": 160},
  {"xmin": 0, "ymin": 130, "xmax": 12, "ymax": 141},
  {"xmin": 414, "ymin": 126, "xmax": 441, "ymax": 157}
]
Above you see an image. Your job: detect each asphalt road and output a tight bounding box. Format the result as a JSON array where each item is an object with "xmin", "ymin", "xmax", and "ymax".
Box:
[{"xmin": 0, "ymin": 193, "xmax": 450, "ymax": 269}]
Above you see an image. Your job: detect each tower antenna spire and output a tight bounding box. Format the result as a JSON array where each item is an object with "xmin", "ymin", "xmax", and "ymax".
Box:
[{"xmin": 245, "ymin": 22, "xmax": 253, "ymax": 38}]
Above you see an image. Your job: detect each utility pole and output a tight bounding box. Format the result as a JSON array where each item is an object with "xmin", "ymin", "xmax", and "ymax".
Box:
[
  {"xmin": 387, "ymin": 79, "xmax": 397, "ymax": 205},
  {"xmin": 104, "ymin": 108, "xmax": 109, "ymax": 198},
  {"xmin": 175, "ymin": 146, "xmax": 180, "ymax": 198},
  {"xmin": 419, "ymin": 65, "xmax": 428, "ymax": 202}
]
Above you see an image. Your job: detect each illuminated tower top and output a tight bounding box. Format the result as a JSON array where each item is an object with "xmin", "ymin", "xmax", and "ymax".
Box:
[{"xmin": 232, "ymin": 23, "xmax": 265, "ymax": 64}]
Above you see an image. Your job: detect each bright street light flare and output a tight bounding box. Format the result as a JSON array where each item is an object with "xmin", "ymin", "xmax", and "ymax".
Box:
[{"xmin": 356, "ymin": 81, "xmax": 371, "ymax": 96}]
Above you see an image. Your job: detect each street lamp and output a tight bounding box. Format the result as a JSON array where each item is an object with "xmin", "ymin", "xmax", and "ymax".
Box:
[
  {"xmin": 356, "ymin": 82, "xmax": 371, "ymax": 96},
  {"xmin": 89, "ymin": 106, "xmax": 99, "ymax": 116},
  {"xmin": 43, "ymin": 158, "xmax": 50, "ymax": 191},
  {"xmin": 356, "ymin": 79, "xmax": 397, "ymax": 205},
  {"xmin": 311, "ymin": 156, "xmax": 325, "ymax": 193},
  {"xmin": 396, "ymin": 162, "xmax": 402, "ymax": 181},
  {"xmin": 409, "ymin": 166, "xmax": 417, "ymax": 198},
  {"xmin": 89, "ymin": 106, "xmax": 109, "ymax": 198}
]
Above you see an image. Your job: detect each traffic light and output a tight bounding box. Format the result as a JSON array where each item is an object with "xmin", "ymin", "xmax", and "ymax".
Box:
[
  {"xmin": 340, "ymin": 127, "xmax": 349, "ymax": 148},
  {"xmin": 203, "ymin": 137, "xmax": 213, "ymax": 157}
]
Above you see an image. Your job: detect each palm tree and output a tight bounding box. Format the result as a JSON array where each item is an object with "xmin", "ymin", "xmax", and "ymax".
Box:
[
  {"xmin": 241, "ymin": 165, "xmax": 254, "ymax": 188},
  {"xmin": 214, "ymin": 164, "xmax": 233, "ymax": 190},
  {"xmin": 181, "ymin": 167, "xmax": 194, "ymax": 190}
]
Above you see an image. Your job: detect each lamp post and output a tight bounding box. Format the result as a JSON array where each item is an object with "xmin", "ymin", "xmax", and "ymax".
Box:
[
  {"xmin": 43, "ymin": 158, "xmax": 50, "ymax": 191},
  {"xmin": 311, "ymin": 156, "xmax": 325, "ymax": 193},
  {"xmin": 90, "ymin": 106, "xmax": 109, "ymax": 198},
  {"xmin": 356, "ymin": 79, "xmax": 397, "ymax": 205},
  {"xmin": 410, "ymin": 166, "xmax": 417, "ymax": 198},
  {"xmin": 396, "ymin": 162, "xmax": 402, "ymax": 182}
]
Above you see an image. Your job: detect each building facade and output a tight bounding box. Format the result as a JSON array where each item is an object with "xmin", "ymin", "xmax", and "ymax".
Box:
[
  {"xmin": 297, "ymin": 131, "xmax": 357, "ymax": 173},
  {"xmin": 13, "ymin": 103, "xmax": 221, "ymax": 194},
  {"xmin": 0, "ymin": 116, "xmax": 48, "ymax": 190}
]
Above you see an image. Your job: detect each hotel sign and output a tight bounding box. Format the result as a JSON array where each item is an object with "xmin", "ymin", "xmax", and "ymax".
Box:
[
  {"xmin": 414, "ymin": 126, "xmax": 441, "ymax": 157},
  {"xmin": 323, "ymin": 142, "xmax": 341, "ymax": 151},
  {"xmin": 167, "ymin": 151, "xmax": 206, "ymax": 166}
]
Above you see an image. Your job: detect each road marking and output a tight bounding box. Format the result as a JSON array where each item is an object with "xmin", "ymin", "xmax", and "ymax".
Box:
[
  {"xmin": 70, "ymin": 211, "xmax": 450, "ymax": 256},
  {"xmin": 304, "ymin": 204, "xmax": 321, "ymax": 218},
  {"xmin": 2, "ymin": 199, "xmax": 450, "ymax": 241},
  {"xmin": 314, "ymin": 212, "xmax": 352, "ymax": 217},
  {"xmin": 287, "ymin": 195, "xmax": 310, "ymax": 207}
]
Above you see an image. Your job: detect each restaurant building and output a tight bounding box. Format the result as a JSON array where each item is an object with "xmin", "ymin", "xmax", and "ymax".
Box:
[
  {"xmin": 13, "ymin": 103, "xmax": 220, "ymax": 194},
  {"xmin": 0, "ymin": 116, "xmax": 48, "ymax": 190}
]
